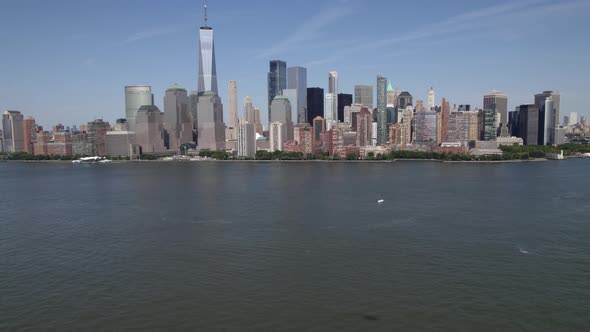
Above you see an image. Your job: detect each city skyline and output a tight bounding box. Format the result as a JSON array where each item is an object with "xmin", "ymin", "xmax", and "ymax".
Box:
[{"xmin": 1, "ymin": 0, "xmax": 590, "ymax": 128}]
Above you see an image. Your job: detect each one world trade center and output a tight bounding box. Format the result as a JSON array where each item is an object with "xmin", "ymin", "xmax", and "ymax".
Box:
[{"xmin": 198, "ymin": 1, "xmax": 218, "ymax": 95}]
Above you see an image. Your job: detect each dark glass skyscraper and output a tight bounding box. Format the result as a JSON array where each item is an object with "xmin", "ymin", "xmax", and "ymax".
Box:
[
  {"xmin": 337, "ymin": 93, "xmax": 352, "ymax": 123},
  {"xmin": 268, "ymin": 60, "xmax": 287, "ymax": 124},
  {"xmin": 509, "ymin": 109, "xmax": 520, "ymax": 137},
  {"xmin": 518, "ymin": 104, "xmax": 540, "ymax": 146},
  {"xmin": 306, "ymin": 88, "xmax": 324, "ymax": 126},
  {"xmin": 197, "ymin": 3, "xmax": 218, "ymax": 95}
]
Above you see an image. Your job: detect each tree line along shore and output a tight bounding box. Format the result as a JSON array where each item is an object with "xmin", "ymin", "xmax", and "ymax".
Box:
[{"xmin": 2, "ymin": 144, "xmax": 589, "ymax": 163}]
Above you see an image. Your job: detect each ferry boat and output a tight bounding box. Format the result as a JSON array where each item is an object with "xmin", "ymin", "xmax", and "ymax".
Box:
[{"xmin": 72, "ymin": 156, "xmax": 112, "ymax": 164}]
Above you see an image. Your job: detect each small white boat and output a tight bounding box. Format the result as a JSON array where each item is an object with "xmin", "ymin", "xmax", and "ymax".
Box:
[{"xmin": 378, "ymin": 199, "xmax": 385, "ymax": 204}]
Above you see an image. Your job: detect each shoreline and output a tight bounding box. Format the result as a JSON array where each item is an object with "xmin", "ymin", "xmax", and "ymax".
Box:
[{"xmin": 1, "ymin": 157, "xmax": 576, "ymax": 164}]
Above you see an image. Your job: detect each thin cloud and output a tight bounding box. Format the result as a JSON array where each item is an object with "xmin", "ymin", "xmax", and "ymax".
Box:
[
  {"xmin": 256, "ymin": 6, "xmax": 353, "ymax": 58},
  {"xmin": 310, "ymin": 0, "xmax": 586, "ymax": 66},
  {"xmin": 365, "ymin": 0, "xmax": 550, "ymax": 49},
  {"xmin": 118, "ymin": 25, "xmax": 188, "ymax": 45}
]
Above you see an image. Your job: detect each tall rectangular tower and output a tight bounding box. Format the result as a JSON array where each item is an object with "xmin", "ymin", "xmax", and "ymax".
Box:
[
  {"xmin": 376, "ymin": 76, "xmax": 388, "ymax": 145},
  {"xmin": 287, "ymin": 66, "xmax": 307, "ymax": 124},
  {"xmin": 268, "ymin": 60, "xmax": 287, "ymax": 124}
]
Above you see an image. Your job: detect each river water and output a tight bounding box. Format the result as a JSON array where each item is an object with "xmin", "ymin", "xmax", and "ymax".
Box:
[{"xmin": 1, "ymin": 160, "xmax": 589, "ymax": 331}]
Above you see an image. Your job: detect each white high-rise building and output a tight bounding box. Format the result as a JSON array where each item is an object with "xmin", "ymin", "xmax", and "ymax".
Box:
[
  {"xmin": 544, "ymin": 97, "xmax": 556, "ymax": 145},
  {"xmin": 569, "ymin": 112, "xmax": 578, "ymax": 125},
  {"xmin": 329, "ymin": 71, "xmax": 338, "ymax": 124},
  {"xmin": 328, "ymin": 71, "xmax": 338, "ymax": 95},
  {"xmin": 244, "ymin": 97, "xmax": 255, "ymax": 124},
  {"xmin": 228, "ymin": 80, "xmax": 238, "ymax": 130},
  {"xmin": 237, "ymin": 122, "xmax": 256, "ymax": 158},
  {"xmin": 269, "ymin": 121, "xmax": 286, "ymax": 151},
  {"xmin": 324, "ymin": 93, "xmax": 337, "ymax": 131},
  {"xmin": 428, "ymin": 87, "xmax": 435, "ymax": 110}
]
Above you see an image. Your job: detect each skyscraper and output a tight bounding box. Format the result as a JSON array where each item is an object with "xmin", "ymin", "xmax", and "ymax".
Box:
[
  {"xmin": 542, "ymin": 97, "xmax": 555, "ymax": 145},
  {"xmin": 354, "ymin": 85, "xmax": 373, "ymax": 108},
  {"xmin": 376, "ymin": 76, "xmax": 388, "ymax": 145},
  {"xmin": 268, "ymin": 60, "xmax": 287, "ymax": 124},
  {"xmin": 197, "ymin": 2, "xmax": 218, "ymax": 94},
  {"xmin": 325, "ymin": 71, "xmax": 339, "ymax": 130},
  {"xmin": 483, "ymin": 90, "xmax": 508, "ymax": 135},
  {"xmin": 135, "ymin": 105, "xmax": 167, "ymax": 154},
  {"xmin": 87, "ymin": 119, "xmax": 110, "ymax": 156},
  {"xmin": 23, "ymin": 116, "xmax": 36, "ymax": 154},
  {"xmin": 307, "ymin": 88, "xmax": 324, "ymax": 125},
  {"xmin": 254, "ymin": 108, "xmax": 263, "ymax": 135},
  {"xmin": 244, "ymin": 96, "xmax": 255, "ymax": 125},
  {"xmin": 344, "ymin": 104, "xmax": 362, "ymax": 125},
  {"xmin": 428, "ymin": 87, "xmax": 435, "ymax": 110},
  {"xmin": 481, "ymin": 109, "xmax": 498, "ymax": 141},
  {"xmin": 312, "ymin": 116, "xmax": 325, "ymax": 153},
  {"xmin": 270, "ymin": 96, "xmax": 292, "ymax": 124},
  {"xmin": 441, "ymin": 98, "xmax": 450, "ymax": 143},
  {"xmin": 387, "ymin": 81, "xmax": 396, "ymax": 106},
  {"xmin": 517, "ymin": 105, "xmax": 540, "ymax": 146},
  {"xmin": 447, "ymin": 112, "xmax": 470, "ymax": 143},
  {"xmin": 328, "ymin": 71, "xmax": 338, "ymax": 95},
  {"xmin": 467, "ymin": 111, "xmax": 480, "ymax": 142},
  {"xmin": 324, "ymin": 93, "xmax": 337, "ymax": 131},
  {"xmin": 535, "ymin": 91, "xmax": 560, "ymax": 128},
  {"xmin": 269, "ymin": 121, "xmax": 286, "ymax": 152},
  {"xmin": 189, "ymin": 92, "xmax": 200, "ymax": 143},
  {"xmin": 356, "ymin": 108, "xmax": 372, "ymax": 147},
  {"xmin": 1, "ymin": 110, "xmax": 24, "ymax": 153},
  {"xmin": 237, "ymin": 122, "xmax": 256, "ymax": 158},
  {"xmin": 282, "ymin": 89, "xmax": 298, "ymax": 125},
  {"xmin": 568, "ymin": 112, "xmax": 578, "ymax": 125},
  {"xmin": 287, "ymin": 66, "xmax": 308, "ymax": 124},
  {"xmin": 228, "ymin": 80, "xmax": 238, "ymax": 130},
  {"xmin": 164, "ymin": 84, "xmax": 193, "ymax": 151},
  {"xmin": 337, "ymin": 93, "xmax": 353, "ymax": 123},
  {"xmin": 125, "ymin": 86, "xmax": 153, "ymax": 133},
  {"xmin": 414, "ymin": 111, "xmax": 438, "ymax": 144},
  {"xmin": 197, "ymin": 91, "xmax": 225, "ymax": 151},
  {"xmin": 397, "ymin": 92, "xmax": 413, "ymax": 110}
]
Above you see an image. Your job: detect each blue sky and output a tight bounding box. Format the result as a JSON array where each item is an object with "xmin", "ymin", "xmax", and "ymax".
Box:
[{"xmin": 1, "ymin": 0, "xmax": 589, "ymax": 128}]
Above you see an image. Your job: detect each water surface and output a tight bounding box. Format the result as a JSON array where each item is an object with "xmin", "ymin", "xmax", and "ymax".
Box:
[{"xmin": 1, "ymin": 160, "xmax": 589, "ymax": 331}]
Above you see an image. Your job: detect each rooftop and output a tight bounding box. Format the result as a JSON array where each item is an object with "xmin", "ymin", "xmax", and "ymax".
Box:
[{"xmin": 166, "ymin": 83, "xmax": 187, "ymax": 92}]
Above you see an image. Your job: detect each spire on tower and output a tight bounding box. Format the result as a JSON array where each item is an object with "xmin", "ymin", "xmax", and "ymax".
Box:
[{"xmin": 204, "ymin": 0, "xmax": 208, "ymax": 27}]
